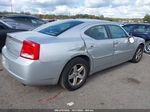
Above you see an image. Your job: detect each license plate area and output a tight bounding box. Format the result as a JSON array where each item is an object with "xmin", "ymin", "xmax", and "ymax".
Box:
[{"xmin": 6, "ymin": 37, "xmax": 22, "ymax": 57}]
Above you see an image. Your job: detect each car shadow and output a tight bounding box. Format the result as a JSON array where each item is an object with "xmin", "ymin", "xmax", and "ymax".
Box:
[
  {"xmin": 33, "ymin": 85, "xmax": 63, "ymax": 92},
  {"xmin": 86, "ymin": 62, "xmax": 131, "ymax": 84}
]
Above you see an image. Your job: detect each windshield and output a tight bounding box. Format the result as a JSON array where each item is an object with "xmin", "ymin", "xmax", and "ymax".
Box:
[{"xmin": 36, "ymin": 20, "xmax": 84, "ymax": 36}]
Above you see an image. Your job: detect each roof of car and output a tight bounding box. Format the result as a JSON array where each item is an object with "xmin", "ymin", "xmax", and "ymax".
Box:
[
  {"xmin": 0, "ymin": 14, "xmax": 41, "ymax": 19},
  {"xmin": 123, "ymin": 23, "xmax": 150, "ymax": 26},
  {"xmin": 55, "ymin": 19, "xmax": 115, "ymax": 25},
  {"xmin": 35, "ymin": 19, "xmax": 118, "ymax": 32},
  {"xmin": 73, "ymin": 19, "xmax": 112, "ymax": 23}
]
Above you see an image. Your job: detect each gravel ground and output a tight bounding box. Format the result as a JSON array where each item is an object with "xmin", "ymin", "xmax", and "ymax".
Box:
[{"xmin": 0, "ymin": 54, "xmax": 150, "ymax": 109}]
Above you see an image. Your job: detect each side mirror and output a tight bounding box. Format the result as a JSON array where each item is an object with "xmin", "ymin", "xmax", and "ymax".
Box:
[{"xmin": 128, "ymin": 36, "xmax": 135, "ymax": 43}]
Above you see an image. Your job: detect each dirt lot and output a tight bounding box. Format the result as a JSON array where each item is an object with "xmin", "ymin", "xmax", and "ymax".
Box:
[{"xmin": 0, "ymin": 54, "xmax": 150, "ymax": 109}]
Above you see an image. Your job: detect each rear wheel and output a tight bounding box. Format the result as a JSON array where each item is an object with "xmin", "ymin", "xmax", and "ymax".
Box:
[
  {"xmin": 0, "ymin": 46, "xmax": 2, "ymax": 53},
  {"xmin": 131, "ymin": 45, "xmax": 144, "ymax": 63},
  {"xmin": 60, "ymin": 57, "xmax": 89, "ymax": 91},
  {"xmin": 144, "ymin": 41, "xmax": 150, "ymax": 54}
]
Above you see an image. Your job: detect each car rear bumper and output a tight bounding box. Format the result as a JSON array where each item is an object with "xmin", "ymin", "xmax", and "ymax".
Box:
[{"xmin": 2, "ymin": 47, "xmax": 61, "ymax": 85}]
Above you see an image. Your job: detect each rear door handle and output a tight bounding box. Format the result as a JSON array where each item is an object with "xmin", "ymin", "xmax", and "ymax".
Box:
[
  {"xmin": 89, "ymin": 43, "xmax": 95, "ymax": 49},
  {"xmin": 90, "ymin": 45, "xmax": 94, "ymax": 48},
  {"xmin": 114, "ymin": 41, "xmax": 119, "ymax": 45}
]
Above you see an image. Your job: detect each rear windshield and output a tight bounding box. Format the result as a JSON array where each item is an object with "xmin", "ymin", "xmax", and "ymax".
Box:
[{"xmin": 37, "ymin": 20, "xmax": 84, "ymax": 36}]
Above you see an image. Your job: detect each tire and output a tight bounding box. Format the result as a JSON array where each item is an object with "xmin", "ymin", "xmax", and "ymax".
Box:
[
  {"xmin": 131, "ymin": 45, "xmax": 144, "ymax": 63},
  {"xmin": 144, "ymin": 41, "xmax": 150, "ymax": 54},
  {"xmin": 60, "ymin": 57, "xmax": 89, "ymax": 91},
  {"xmin": 0, "ymin": 46, "xmax": 2, "ymax": 53}
]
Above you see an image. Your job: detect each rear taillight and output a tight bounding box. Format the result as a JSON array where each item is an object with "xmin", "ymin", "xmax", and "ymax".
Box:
[{"xmin": 20, "ymin": 40, "xmax": 40, "ymax": 60}]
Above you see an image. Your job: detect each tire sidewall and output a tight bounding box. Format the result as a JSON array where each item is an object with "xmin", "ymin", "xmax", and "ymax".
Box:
[{"xmin": 60, "ymin": 57, "xmax": 89, "ymax": 91}]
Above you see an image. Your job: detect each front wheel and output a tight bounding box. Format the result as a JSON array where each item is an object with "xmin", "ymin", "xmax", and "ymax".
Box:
[
  {"xmin": 131, "ymin": 45, "xmax": 144, "ymax": 63},
  {"xmin": 144, "ymin": 41, "xmax": 150, "ymax": 54},
  {"xmin": 60, "ymin": 57, "xmax": 89, "ymax": 91}
]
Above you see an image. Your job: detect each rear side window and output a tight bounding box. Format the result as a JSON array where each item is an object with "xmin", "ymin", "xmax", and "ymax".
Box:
[
  {"xmin": 146, "ymin": 26, "xmax": 150, "ymax": 32},
  {"xmin": 133, "ymin": 25, "xmax": 146, "ymax": 33},
  {"xmin": 12, "ymin": 17, "xmax": 29, "ymax": 22},
  {"xmin": 122, "ymin": 25, "xmax": 135, "ymax": 33},
  {"xmin": 108, "ymin": 25, "xmax": 127, "ymax": 38},
  {"xmin": 30, "ymin": 18, "xmax": 45, "ymax": 25},
  {"xmin": 38, "ymin": 21, "xmax": 83, "ymax": 36},
  {"xmin": 85, "ymin": 25, "xmax": 109, "ymax": 40}
]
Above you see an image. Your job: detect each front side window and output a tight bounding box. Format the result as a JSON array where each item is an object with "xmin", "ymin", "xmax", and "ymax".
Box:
[
  {"xmin": 108, "ymin": 25, "xmax": 127, "ymax": 38},
  {"xmin": 84, "ymin": 25, "xmax": 108, "ymax": 40},
  {"xmin": 37, "ymin": 21, "xmax": 84, "ymax": 36}
]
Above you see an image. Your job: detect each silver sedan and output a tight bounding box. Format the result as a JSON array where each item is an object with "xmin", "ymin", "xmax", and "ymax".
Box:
[{"xmin": 2, "ymin": 19, "xmax": 145, "ymax": 91}]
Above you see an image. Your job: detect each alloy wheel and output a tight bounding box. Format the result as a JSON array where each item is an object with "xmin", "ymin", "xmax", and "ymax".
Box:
[
  {"xmin": 68, "ymin": 64, "xmax": 86, "ymax": 86},
  {"xmin": 135, "ymin": 48, "xmax": 143, "ymax": 61},
  {"xmin": 144, "ymin": 43, "xmax": 150, "ymax": 53}
]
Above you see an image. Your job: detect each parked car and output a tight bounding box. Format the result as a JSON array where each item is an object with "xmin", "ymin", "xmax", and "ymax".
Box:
[
  {"xmin": 122, "ymin": 23, "xmax": 150, "ymax": 54},
  {"xmin": 0, "ymin": 14, "xmax": 46, "ymax": 30},
  {"xmin": 0, "ymin": 20, "xmax": 26, "ymax": 52},
  {"xmin": 2, "ymin": 19, "xmax": 145, "ymax": 91},
  {"xmin": 43, "ymin": 19, "xmax": 56, "ymax": 23}
]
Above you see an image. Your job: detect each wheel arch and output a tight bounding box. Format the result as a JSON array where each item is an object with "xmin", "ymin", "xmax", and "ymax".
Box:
[
  {"xmin": 139, "ymin": 43, "xmax": 144, "ymax": 48},
  {"xmin": 136, "ymin": 37, "xmax": 145, "ymax": 49},
  {"xmin": 64, "ymin": 54, "xmax": 92, "ymax": 73}
]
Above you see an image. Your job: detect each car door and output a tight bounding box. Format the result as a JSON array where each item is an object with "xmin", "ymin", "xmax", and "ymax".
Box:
[
  {"xmin": 81, "ymin": 24, "xmax": 114, "ymax": 72},
  {"xmin": 107, "ymin": 25, "xmax": 135, "ymax": 64}
]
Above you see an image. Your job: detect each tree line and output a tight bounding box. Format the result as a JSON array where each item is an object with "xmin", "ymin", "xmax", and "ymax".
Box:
[{"xmin": 0, "ymin": 11, "xmax": 149, "ymax": 23}]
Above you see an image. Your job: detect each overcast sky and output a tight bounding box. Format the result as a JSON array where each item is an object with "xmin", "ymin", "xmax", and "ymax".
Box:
[{"xmin": 0, "ymin": 0, "xmax": 150, "ymax": 18}]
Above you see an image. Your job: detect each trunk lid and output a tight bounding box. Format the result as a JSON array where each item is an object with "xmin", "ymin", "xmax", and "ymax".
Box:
[{"xmin": 6, "ymin": 31, "xmax": 55, "ymax": 58}]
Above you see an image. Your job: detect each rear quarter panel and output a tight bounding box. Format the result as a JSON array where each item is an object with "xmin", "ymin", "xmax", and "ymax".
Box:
[{"xmin": 38, "ymin": 29, "xmax": 92, "ymax": 83}]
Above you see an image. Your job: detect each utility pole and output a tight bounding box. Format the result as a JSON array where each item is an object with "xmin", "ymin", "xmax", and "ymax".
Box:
[{"xmin": 11, "ymin": 0, "xmax": 13, "ymax": 12}]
